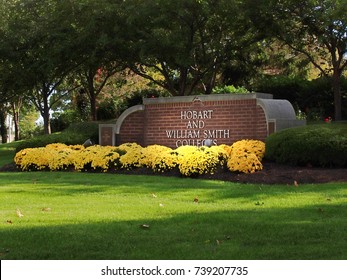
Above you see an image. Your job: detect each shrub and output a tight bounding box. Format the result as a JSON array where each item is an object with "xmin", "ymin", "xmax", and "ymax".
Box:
[
  {"xmin": 212, "ymin": 85, "xmax": 249, "ymax": 94},
  {"xmin": 118, "ymin": 143, "xmax": 143, "ymax": 169},
  {"xmin": 14, "ymin": 144, "xmax": 83, "ymax": 171},
  {"xmin": 229, "ymin": 139, "xmax": 265, "ymax": 160},
  {"xmin": 265, "ymin": 123, "xmax": 347, "ymax": 167},
  {"xmin": 73, "ymin": 146, "xmax": 121, "ymax": 171},
  {"xmin": 15, "ymin": 122, "xmax": 99, "ymax": 152},
  {"xmin": 14, "ymin": 140, "xmax": 266, "ymax": 176},
  {"xmin": 226, "ymin": 140, "xmax": 265, "ymax": 173},
  {"xmin": 138, "ymin": 145, "xmax": 177, "ymax": 172},
  {"xmin": 151, "ymin": 150, "xmax": 178, "ymax": 172},
  {"xmin": 47, "ymin": 145, "xmax": 81, "ymax": 171},
  {"xmin": 176, "ymin": 145, "xmax": 228, "ymax": 176},
  {"xmin": 14, "ymin": 147, "xmax": 52, "ymax": 171}
]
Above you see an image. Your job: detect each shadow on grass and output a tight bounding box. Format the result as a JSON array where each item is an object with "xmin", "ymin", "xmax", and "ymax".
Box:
[
  {"xmin": 1, "ymin": 171, "xmax": 347, "ymax": 200},
  {"xmin": 2, "ymin": 172, "xmax": 347, "ymax": 260},
  {"xmin": 1, "ymin": 205, "xmax": 347, "ymax": 260}
]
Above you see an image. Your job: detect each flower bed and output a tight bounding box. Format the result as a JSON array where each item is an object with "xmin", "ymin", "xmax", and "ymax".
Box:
[{"xmin": 14, "ymin": 140, "xmax": 265, "ymax": 176}]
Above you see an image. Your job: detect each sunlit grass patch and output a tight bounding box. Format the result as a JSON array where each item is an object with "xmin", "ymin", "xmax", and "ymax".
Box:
[{"xmin": 0, "ymin": 172, "xmax": 346, "ymax": 260}]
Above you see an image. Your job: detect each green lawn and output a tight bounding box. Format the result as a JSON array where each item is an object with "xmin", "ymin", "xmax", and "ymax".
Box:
[
  {"xmin": 1, "ymin": 171, "xmax": 346, "ymax": 260},
  {"xmin": 0, "ymin": 141, "xmax": 18, "ymax": 167}
]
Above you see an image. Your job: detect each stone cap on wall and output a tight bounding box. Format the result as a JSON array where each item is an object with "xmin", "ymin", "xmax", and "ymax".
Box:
[{"xmin": 143, "ymin": 93, "xmax": 273, "ymax": 105}]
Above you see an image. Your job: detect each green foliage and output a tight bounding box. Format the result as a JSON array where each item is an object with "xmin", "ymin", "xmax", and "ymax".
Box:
[
  {"xmin": 212, "ymin": 85, "xmax": 249, "ymax": 94},
  {"xmin": 253, "ymin": 75, "xmax": 305, "ymax": 103},
  {"xmin": 246, "ymin": 0, "xmax": 347, "ymax": 120},
  {"xmin": 19, "ymin": 108, "xmax": 42, "ymax": 140},
  {"xmin": 253, "ymin": 76, "xmax": 347, "ymax": 120},
  {"xmin": 15, "ymin": 122, "xmax": 99, "ymax": 152},
  {"xmin": 112, "ymin": 88, "xmax": 170, "ymax": 119},
  {"xmin": 51, "ymin": 110, "xmax": 86, "ymax": 133},
  {"xmin": 265, "ymin": 123, "xmax": 347, "ymax": 167},
  {"xmin": 122, "ymin": 0, "xmax": 262, "ymax": 95},
  {"xmin": 96, "ymin": 100, "xmax": 118, "ymax": 121}
]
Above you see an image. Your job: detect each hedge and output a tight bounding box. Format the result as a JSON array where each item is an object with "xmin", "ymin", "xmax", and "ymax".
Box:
[{"xmin": 265, "ymin": 123, "xmax": 347, "ymax": 167}]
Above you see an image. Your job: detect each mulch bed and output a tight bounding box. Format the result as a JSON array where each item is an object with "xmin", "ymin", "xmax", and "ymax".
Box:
[
  {"xmin": 199, "ymin": 161, "xmax": 347, "ymax": 185},
  {"xmin": 1, "ymin": 161, "xmax": 346, "ymax": 185}
]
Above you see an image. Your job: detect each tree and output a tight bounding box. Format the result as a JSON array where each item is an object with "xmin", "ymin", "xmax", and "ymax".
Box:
[
  {"xmin": 1, "ymin": 0, "xmax": 83, "ymax": 134},
  {"xmin": 58, "ymin": 0, "xmax": 126, "ymax": 121},
  {"xmin": 19, "ymin": 104, "xmax": 41, "ymax": 139},
  {"xmin": 0, "ymin": 0, "xmax": 20, "ymax": 104},
  {"xmin": 120, "ymin": 0, "xmax": 264, "ymax": 96},
  {"xmin": 248, "ymin": 0, "xmax": 347, "ymax": 120}
]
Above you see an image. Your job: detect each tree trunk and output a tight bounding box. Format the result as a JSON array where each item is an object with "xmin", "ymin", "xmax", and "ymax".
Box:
[
  {"xmin": 11, "ymin": 100, "xmax": 21, "ymax": 141},
  {"xmin": 43, "ymin": 109, "xmax": 51, "ymax": 135},
  {"xmin": 179, "ymin": 67, "xmax": 188, "ymax": 96},
  {"xmin": 332, "ymin": 71, "xmax": 342, "ymax": 121},
  {"xmin": 0, "ymin": 110, "xmax": 8, "ymax": 143},
  {"xmin": 12, "ymin": 108, "xmax": 20, "ymax": 141},
  {"xmin": 42, "ymin": 90, "xmax": 51, "ymax": 134},
  {"xmin": 86, "ymin": 70, "xmax": 98, "ymax": 121},
  {"xmin": 90, "ymin": 92, "xmax": 97, "ymax": 121},
  {"xmin": 204, "ymin": 67, "xmax": 218, "ymax": 95}
]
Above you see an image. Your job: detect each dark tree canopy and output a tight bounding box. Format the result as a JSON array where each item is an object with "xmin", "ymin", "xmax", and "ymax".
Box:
[
  {"xmin": 246, "ymin": 0, "xmax": 347, "ymax": 120},
  {"xmin": 1, "ymin": 0, "xmax": 346, "ymax": 138},
  {"xmin": 119, "ymin": 0, "xmax": 264, "ymax": 96}
]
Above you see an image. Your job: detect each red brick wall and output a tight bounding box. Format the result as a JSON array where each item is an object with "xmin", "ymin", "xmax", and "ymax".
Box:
[
  {"xmin": 118, "ymin": 111, "xmax": 146, "ymax": 145},
  {"xmin": 118, "ymin": 98, "xmax": 268, "ymax": 148}
]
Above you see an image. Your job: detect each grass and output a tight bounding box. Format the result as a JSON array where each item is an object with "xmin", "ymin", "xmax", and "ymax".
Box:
[
  {"xmin": 0, "ymin": 122, "xmax": 346, "ymax": 260},
  {"xmin": 1, "ymin": 172, "xmax": 347, "ymax": 260},
  {"xmin": 0, "ymin": 141, "xmax": 18, "ymax": 167}
]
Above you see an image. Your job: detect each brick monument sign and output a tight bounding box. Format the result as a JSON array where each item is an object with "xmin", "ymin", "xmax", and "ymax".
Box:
[{"xmin": 99, "ymin": 93, "xmax": 305, "ymax": 148}]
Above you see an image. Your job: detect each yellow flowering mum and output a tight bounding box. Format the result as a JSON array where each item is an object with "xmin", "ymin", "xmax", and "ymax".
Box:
[
  {"xmin": 139, "ymin": 145, "xmax": 177, "ymax": 172},
  {"xmin": 229, "ymin": 139, "xmax": 265, "ymax": 160},
  {"xmin": 73, "ymin": 145, "xmax": 120, "ymax": 171},
  {"xmin": 227, "ymin": 139, "xmax": 265, "ymax": 173},
  {"xmin": 14, "ymin": 147, "xmax": 51, "ymax": 171},
  {"xmin": 119, "ymin": 144, "xmax": 143, "ymax": 169},
  {"xmin": 176, "ymin": 146, "xmax": 222, "ymax": 176},
  {"xmin": 14, "ymin": 140, "xmax": 266, "ymax": 175}
]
